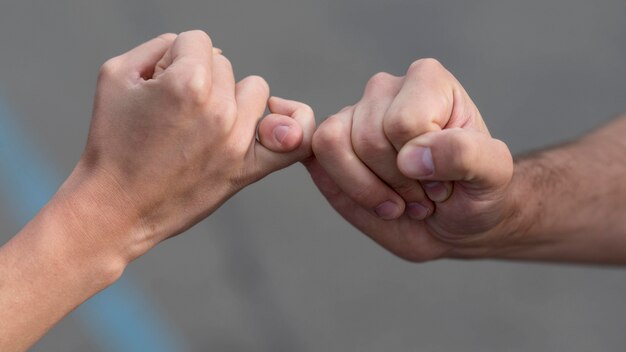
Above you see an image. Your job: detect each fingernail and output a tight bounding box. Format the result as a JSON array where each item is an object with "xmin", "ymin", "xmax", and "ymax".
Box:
[
  {"xmin": 403, "ymin": 146, "xmax": 434, "ymax": 178},
  {"xmin": 406, "ymin": 202, "xmax": 430, "ymax": 220},
  {"xmin": 273, "ymin": 125, "xmax": 291, "ymax": 144},
  {"xmin": 423, "ymin": 181, "xmax": 449, "ymax": 203},
  {"xmin": 213, "ymin": 47, "xmax": 223, "ymax": 55},
  {"xmin": 375, "ymin": 201, "xmax": 400, "ymax": 220}
]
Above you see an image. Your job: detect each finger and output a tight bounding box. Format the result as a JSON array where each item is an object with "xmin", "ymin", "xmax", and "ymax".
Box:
[
  {"xmin": 209, "ymin": 53, "xmax": 236, "ymax": 103},
  {"xmin": 169, "ymin": 30, "xmax": 213, "ymax": 66},
  {"xmin": 257, "ymin": 113, "xmax": 303, "ymax": 152},
  {"xmin": 154, "ymin": 46, "xmax": 220, "ymax": 79},
  {"xmin": 383, "ymin": 58, "xmax": 470, "ymax": 151},
  {"xmin": 157, "ymin": 30, "xmax": 214, "ymax": 85},
  {"xmin": 302, "ymin": 157, "xmax": 388, "ymax": 236},
  {"xmin": 397, "ymin": 128, "xmax": 513, "ymax": 199},
  {"xmin": 312, "ymin": 107, "xmax": 405, "ymax": 220},
  {"xmin": 250, "ymin": 97, "xmax": 314, "ymax": 178},
  {"xmin": 302, "ymin": 157, "xmax": 450, "ymax": 262},
  {"xmin": 234, "ymin": 75, "xmax": 270, "ymax": 140},
  {"xmin": 352, "ymin": 72, "xmax": 433, "ymax": 220},
  {"xmin": 302, "ymin": 157, "xmax": 384, "ymax": 235},
  {"xmin": 421, "ymin": 181, "xmax": 454, "ymax": 203},
  {"xmin": 116, "ymin": 33, "xmax": 177, "ymax": 79}
]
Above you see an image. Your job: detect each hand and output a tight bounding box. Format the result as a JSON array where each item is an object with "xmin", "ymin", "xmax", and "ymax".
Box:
[
  {"xmin": 306, "ymin": 58, "xmax": 517, "ymax": 262},
  {"xmin": 58, "ymin": 31, "xmax": 315, "ymax": 264}
]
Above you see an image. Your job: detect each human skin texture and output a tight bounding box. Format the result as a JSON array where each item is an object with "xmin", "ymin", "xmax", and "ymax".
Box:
[
  {"xmin": 0, "ymin": 31, "xmax": 314, "ymax": 351},
  {"xmin": 306, "ymin": 58, "xmax": 626, "ymax": 264}
]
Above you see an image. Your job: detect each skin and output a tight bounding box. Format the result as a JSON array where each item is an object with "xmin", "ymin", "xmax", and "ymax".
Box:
[
  {"xmin": 306, "ymin": 58, "xmax": 626, "ymax": 264},
  {"xmin": 0, "ymin": 31, "xmax": 314, "ymax": 351},
  {"xmin": 1, "ymin": 32, "xmax": 625, "ymax": 351}
]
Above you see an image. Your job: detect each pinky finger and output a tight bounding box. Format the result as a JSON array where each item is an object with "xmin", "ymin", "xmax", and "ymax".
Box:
[{"xmin": 250, "ymin": 97, "xmax": 316, "ymax": 178}]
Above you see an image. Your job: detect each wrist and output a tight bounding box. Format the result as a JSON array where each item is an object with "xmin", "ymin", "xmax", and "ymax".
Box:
[
  {"xmin": 479, "ymin": 149, "xmax": 575, "ymax": 261},
  {"xmin": 490, "ymin": 144, "xmax": 618, "ymax": 263},
  {"xmin": 499, "ymin": 156, "xmax": 546, "ymax": 248},
  {"xmin": 37, "ymin": 192, "xmax": 130, "ymax": 289},
  {"xmin": 45, "ymin": 164, "xmax": 154, "ymax": 284},
  {"xmin": 5, "ymin": 191, "xmax": 130, "ymax": 303},
  {"xmin": 0, "ymin": 185, "xmax": 133, "ymax": 349}
]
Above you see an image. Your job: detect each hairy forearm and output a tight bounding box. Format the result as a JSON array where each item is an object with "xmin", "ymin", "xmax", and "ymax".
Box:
[{"xmin": 501, "ymin": 115, "xmax": 626, "ymax": 264}]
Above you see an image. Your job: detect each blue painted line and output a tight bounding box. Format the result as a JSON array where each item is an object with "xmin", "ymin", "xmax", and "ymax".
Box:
[{"xmin": 0, "ymin": 97, "xmax": 185, "ymax": 352}]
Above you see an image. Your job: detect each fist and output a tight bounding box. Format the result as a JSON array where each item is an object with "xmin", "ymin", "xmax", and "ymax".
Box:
[
  {"xmin": 62, "ymin": 31, "xmax": 315, "ymax": 261},
  {"xmin": 306, "ymin": 59, "xmax": 515, "ymax": 262}
]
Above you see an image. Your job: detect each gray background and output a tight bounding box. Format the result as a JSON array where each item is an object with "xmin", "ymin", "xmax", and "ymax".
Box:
[{"xmin": 1, "ymin": 0, "xmax": 626, "ymax": 351}]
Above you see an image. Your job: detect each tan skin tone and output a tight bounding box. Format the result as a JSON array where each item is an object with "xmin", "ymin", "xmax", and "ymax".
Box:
[
  {"xmin": 306, "ymin": 58, "xmax": 626, "ymax": 264},
  {"xmin": 1, "ymin": 32, "xmax": 626, "ymax": 351},
  {"xmin": 0, "ymin": 31, "xmax": 315, "ymax": 351},
  {"xmin": 306, "ymin": 59, "xmax": 515, "ymax": 261}
]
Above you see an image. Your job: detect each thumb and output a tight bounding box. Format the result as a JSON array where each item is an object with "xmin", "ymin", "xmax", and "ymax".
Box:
[{"xmin": 397, "ymin": 128, "xmax": 513, "ymax": 190}]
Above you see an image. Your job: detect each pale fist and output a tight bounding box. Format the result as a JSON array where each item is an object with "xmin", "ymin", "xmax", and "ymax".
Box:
[
  {"xmin": 306, "ymin": 59, "xmax": 515, "ymax": 261},
  {"xmin": 64, "ymin": 31, "xmax": 314, "ymax": 260}
]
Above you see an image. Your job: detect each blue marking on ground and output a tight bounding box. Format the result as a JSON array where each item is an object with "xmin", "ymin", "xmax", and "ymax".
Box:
[{"xmin": 0, "ymin": 97, "xmax": 185, "ymax": 352}]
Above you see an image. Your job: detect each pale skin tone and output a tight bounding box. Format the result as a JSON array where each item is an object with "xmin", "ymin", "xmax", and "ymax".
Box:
[
  {"xmin": 0, "ymin": 31, "xmax": 315, "ymax": 351},
  {"xmin": 1, "ymin": 33, "xmax": 626, "ymax": 352}
]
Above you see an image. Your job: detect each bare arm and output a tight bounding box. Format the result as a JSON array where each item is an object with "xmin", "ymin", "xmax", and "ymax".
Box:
[
  {"xmin": 0, "ymin": 182, "xmax": 130, "ymax": 351},
  {"xmin": 307, "ymin": 58, "xmax": 626, "ymax": 265},
  {"xmin": 0, "ymin": 31, "xmax": 314, "ymax": 351},
  {"xmin": 502, "ymin": 116, "xmax": 626, "ymax": 264}
]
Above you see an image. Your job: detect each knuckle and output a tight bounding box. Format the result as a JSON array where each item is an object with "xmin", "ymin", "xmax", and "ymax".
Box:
[
  {"xmin": 243, "ymin": 75, "xmax": 270, "ymax": 95},
  {"xmin": 181, "ymin": 29, "xmax": 212, "ymax": 45},
  {"xmin": 312, "ymin": 116, "xmax": 346, "ymax": 156},
  {"xmin": 384, "ymin": 103, "xmax": 441, "ymax": 143},
  {"xmin": 352, "ymin": 127, "xmax": 389, "ymax": 156},
  {"xmin": 157, "ymin": 33, "xmax": 177, "ymax": 43},
  {"xmin": 384, "ymin": 107, "xmax": 419, "ymax": 139},
  {"xmin": 98, "ymin": 57, "xmax": 122, "ymax": 80},
  {"xmin": 408, "ymin": 58, "xmax": 444, "ymax": 75},
  {"xmin": 366, "ymin": 72, "xmax": 395, "ymax": 92},
  {"xmin": 169, "ymin": 64, "xmax": 211, "ymax": 106}
]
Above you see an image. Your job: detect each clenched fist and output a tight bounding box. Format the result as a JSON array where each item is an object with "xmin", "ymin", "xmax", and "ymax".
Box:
[
  {"xmin": 59, "ymin": 30, "xmax": 315, "ymax": 264},
  {"xmin": 306, "ymin": 59, "xmax": 517, "ymax": 262}
]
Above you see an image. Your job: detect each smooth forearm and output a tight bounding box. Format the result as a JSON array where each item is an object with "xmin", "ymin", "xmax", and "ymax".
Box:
[
  {"xmin": 501, "ymin": 116, "xmax": 626, "ymax": 264},
  {"xmin": 0, "ymin": 31, "xmax": 312, "ymax": 351},
  {"xmin": 0, "ymin": 180, "xmax": 131, "ymax": 351}
]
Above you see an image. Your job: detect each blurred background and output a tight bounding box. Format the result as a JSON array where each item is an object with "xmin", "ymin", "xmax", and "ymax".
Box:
[{"xmin": 1, "ymin": 0, "xmax": 626, "ymax": 351}]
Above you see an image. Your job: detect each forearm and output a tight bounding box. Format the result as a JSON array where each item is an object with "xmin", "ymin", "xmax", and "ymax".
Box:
[
  {"xmin": 0, "ymin": 179, "xmax": 132, "ymax": 351},
  {"xmin": 502, "ymin": 115, "xmax": 626, "ymax": 264}
]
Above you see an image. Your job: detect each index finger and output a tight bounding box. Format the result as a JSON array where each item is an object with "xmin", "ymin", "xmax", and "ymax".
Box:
[
  {"xmin": 383, "ymin": 58, "xmax": 459, "ymax": 151},
  {"xmin": 163, "ymin": 30, "xmax": 214, "ymax": 83},
  {"xmin": 116, "ymin": 33, "xmax": 177, "ymax": 79}
]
